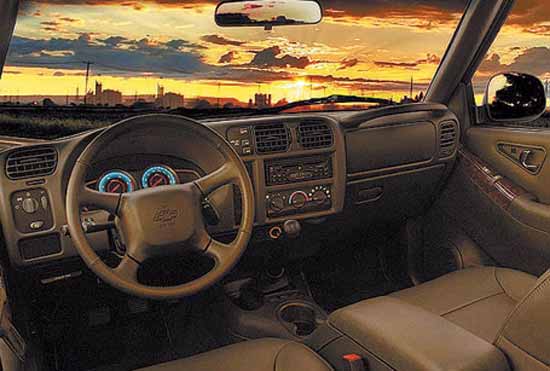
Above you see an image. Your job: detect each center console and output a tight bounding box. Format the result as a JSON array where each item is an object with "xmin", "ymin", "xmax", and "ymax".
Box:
[
  {"xmin": 224, "ymin": 270, "xmax": 327, "ymax": 342},
  {"xmin": 307, "ymin": 297, "xmax": 510, "ymax": 371},
  {"xmin": 222, "ymin": 116, "xmax": 346, "ymax": 231}
]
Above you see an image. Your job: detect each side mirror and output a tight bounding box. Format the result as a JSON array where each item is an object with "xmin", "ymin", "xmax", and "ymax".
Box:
[
  {"xmin": 483, "ymin": 72, "xmax": 547, "ymax": 123},
  {"xmin": 215, "ymin": 0, "xmax": 322, "ymax": 30}
]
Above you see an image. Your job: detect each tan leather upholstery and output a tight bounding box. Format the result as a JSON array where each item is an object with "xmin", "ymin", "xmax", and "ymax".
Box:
[
  {"xmin": 135, "ymin": 338, "xmax": 332, "ymax": 371},
  {"xmin": 329, "ymin": 296, "xmax": 510, "ymax": 371},
  {"xmin": 390, "ymin": 267, "xmax": 536, "ymax": 343},
  {"xmin": 495, "ymin": 269, "xmax": 550, "ymax": 371}
]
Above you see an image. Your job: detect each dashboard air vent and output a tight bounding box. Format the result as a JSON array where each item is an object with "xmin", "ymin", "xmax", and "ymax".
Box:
[
  {"xmin": 439, "ymin": 121, "xmax": 458, "ymax": 157},
  {"xmin": 298, "ymin": 122, "xmax": 333, "ymax": 149},
  {"xmin": 254, "ymin": 124, "xmax": 290, "ymax": 154},
  {"xmin": 6, "ymin": 146, "xmax": 58, "ymax": 180}
]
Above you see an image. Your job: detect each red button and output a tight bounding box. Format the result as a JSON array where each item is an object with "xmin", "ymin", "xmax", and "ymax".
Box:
[{"xmin": 343, "ymin": 354, "xmax": 362, "ymax": 362}]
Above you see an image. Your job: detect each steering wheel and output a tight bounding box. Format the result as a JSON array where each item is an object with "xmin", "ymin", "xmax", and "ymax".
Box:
[{"xmin": 66, "ymin": 114, "xmax": 255, "ymax": 300}]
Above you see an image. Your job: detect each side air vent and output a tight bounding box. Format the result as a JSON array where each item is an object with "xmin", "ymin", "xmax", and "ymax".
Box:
[
  {"xmin": 6, "ymin": 146, "xmax": 58, "ymax": 180},
  {"xmin": 439, "ymin": 121, "xmax": 458, "ymax": 158},
  {"xmin": 254, "ymin": 124, "xmax": 290, "ymax": 154},
  {"xmin": 297, "ymin": 122, "xmax": 334, "ymax": 149}
]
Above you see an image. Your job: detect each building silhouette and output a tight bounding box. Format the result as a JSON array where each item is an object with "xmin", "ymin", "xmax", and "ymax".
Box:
[
  {"xmin": 85, "ymin": 81, "xmax": 122, "ymax": 106},
  {"xmin": 253, "ymin": 93, "xmax": 272, "ymax": 108},
  {"xmin": 156, "ymin": 84, "xmax": 184, "ymax": 108}
]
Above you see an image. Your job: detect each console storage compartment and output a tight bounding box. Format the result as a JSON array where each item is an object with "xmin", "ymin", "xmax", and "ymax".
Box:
[{"xmin": 311, "ymin": 297, "xmax": 510, "ymax": 371}]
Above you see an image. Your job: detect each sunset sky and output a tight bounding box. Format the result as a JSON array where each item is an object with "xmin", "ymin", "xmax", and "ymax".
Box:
[{"xmin": 1, "ymin": 0, "xmax": 549, "ymax": 104}]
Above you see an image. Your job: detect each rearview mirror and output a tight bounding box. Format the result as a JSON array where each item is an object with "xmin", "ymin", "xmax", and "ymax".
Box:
[
  {"xmin": 215, "ymin": 0, "xmax": 322, "ymax": 30},
  {"xmin": 483, "ymin": 72, "xmax": 547, "ymax": 123}
]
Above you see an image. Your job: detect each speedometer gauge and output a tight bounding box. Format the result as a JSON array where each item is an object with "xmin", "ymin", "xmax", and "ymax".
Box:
[
  {"xmin": 141, "ymin": 165, "xmax": 179, "ymax": 188},
  {"xmin": 98, "ymin": 170, "xmax": 136, "ymax": 193}
]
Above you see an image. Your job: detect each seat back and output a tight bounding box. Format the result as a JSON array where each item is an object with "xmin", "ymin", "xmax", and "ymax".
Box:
[{"xmin": 495, "ymin": 269, "xmax": 550, "ymax": 371}]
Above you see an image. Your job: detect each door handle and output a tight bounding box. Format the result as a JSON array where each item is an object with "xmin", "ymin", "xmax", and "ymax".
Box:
[{"xmin": 519, "ymin": 150, "xmax": 539, "ymax": 172}]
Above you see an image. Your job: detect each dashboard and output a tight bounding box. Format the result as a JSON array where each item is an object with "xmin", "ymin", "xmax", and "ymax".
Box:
[{"xmin": 0, "ymin": 105, "xmax": 460, "ymax": 278}]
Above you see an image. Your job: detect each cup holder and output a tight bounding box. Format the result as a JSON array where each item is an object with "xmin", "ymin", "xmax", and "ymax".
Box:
[{"xmin": 279, "ymin": 303, "xmax": 319, "ymax": 337}]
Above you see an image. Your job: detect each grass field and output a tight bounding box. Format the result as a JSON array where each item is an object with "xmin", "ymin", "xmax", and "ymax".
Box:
[{"xmin": 0, "ymin": 113, "xmax": 110, "ymax": 139}]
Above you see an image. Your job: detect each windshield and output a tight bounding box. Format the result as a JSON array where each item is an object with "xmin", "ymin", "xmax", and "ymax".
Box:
[{"xmin": 0, "ymin": 0, "xmax": 466, "ymax": 138}]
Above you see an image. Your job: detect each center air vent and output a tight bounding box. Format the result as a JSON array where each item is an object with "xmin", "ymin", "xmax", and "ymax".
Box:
[
  {"xmin": 298, "ymin": 122, "xmax": 333, "ymax": 149},
  {"xmin": 6, "ymin": 146, "xmax": 58, "ymax": 180},
  {"xmin": 254, "ymin": 124, "xmax": 290, "ymax": 154},
  {"xmin": 439, "ymin": 121, "xmax": 458, "ymax": 158}
]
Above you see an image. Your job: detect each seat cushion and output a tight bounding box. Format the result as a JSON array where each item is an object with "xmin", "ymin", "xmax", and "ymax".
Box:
[
  {"xmin": 134, "ymin": 338, "xmax": 332, "ymax": 371},
  {"xmin": 390, "ymin": 267, "xmax": 537, "ymax": 343}
]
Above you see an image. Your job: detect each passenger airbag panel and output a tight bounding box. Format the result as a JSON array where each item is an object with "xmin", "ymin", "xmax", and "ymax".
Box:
[{"xmin": 346, "ymin": 121, "xmax": 436, "ymax": 173}]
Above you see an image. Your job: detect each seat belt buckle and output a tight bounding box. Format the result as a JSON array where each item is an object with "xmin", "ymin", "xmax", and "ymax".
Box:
[{"xmin": 342, "ymin": 353, "xmax": 367, "ymax": 371}]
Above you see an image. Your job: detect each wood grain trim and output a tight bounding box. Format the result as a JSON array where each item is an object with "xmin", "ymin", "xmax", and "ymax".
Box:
[{"xmin": 459, "ymin": 148, "xmax": 529, "ymax": 210}]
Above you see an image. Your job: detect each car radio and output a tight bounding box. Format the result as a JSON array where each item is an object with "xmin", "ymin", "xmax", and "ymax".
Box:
[{"xmin": 265, "ymin": 155, "xmax": 332, "ymax": 186}]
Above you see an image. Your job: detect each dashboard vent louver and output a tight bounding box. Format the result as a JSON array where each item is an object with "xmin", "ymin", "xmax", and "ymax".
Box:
[
  {"xmin": 298, "ymin": 122, "xmax": 333, "ymax": 149},
  {"xmin": 439, "ymin": 121, "xmax": 458, "ymax": 158},
  {"xmin": 254, "ymin": 124, "xmax": 290, "ymax": 154},
  {"xmin": 6, "ymin": 146, "xmax": 58, "ymax": 180}
]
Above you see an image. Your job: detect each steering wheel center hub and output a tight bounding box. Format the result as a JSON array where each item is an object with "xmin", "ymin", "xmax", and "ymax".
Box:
[{"xmin": 118, "ymin": 183, "xmax": 200, "ymax": 260}]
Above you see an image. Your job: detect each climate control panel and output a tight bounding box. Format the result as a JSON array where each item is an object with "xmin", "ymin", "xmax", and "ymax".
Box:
[{"xmin": 266, "ymin": 185, "xmax": 332, "ymax": 217}]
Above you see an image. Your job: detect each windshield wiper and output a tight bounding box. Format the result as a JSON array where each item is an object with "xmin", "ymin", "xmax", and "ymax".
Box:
[{"xmin": 254, "ymin": 94, "xmax": 395, "ymax": 115}]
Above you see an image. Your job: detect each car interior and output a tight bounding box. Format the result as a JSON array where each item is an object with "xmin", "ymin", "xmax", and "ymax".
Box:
[{"xmin": 0, "ymin": 0, "xmax": 549, "ymax": 370}]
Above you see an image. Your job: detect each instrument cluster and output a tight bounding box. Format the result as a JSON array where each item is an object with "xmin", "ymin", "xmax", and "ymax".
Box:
[{"xmin": 95, "ymin": 164, "xmax": 199, "ymax": 194}]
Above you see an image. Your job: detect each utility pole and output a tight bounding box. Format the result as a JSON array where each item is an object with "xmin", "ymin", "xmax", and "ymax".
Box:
[
  {"xmin": 83, "ymin": 61, "xmax": 94, "ymax": 104},
  {"xmin": 217, "ymin": 82, "xmax": 221, "ymax": 108},
  {"xmin": 410, "ymin": 76, "xmax": 414, "ymax": 99}
]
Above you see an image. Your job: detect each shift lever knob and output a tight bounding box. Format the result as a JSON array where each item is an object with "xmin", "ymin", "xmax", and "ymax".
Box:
[{"xmin": 283, "ymin": 220, "xmax": 301, "ymax": 239}]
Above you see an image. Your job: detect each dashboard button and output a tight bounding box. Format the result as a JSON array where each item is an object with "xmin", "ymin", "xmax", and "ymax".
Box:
[
  {"xmin": 30, "ymin": 221, "xmax": 44, "ymax": 230},
  {"xmin": 289, "ymin": 191, "xmax": 308, "ymax": 209},
  {"xmin": 269, "ymin": 196, "xmax": 285, "ymax": 212},
  {"xmin": 40, "ymin": 195, "xmax": 49, "ymax": 210},
  {"xmin": 22, "ymin": 198, "xmax": 39, "ymax": 214},
  {"xmin": 311, "ymin": 190, "xmax": 328, "ymax": 205}
]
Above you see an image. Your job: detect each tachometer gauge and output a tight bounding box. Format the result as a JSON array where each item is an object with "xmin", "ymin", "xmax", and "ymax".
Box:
[
  {"xmin": 98, "ymin": 170, "xmax": 136, "ymax": 193},
  {"xmin": 141, "ymin": 165, "xmax": 179, "ymax": 188}
]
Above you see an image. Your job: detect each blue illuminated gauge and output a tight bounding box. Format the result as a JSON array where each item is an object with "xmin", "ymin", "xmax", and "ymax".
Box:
[
  {"xmin": 141, "ymin": 165, "xmax": 179, "ymax": 189},
  {"xmin": 98, "ymin": 171, "xmax": 136, "ymax": 193}
]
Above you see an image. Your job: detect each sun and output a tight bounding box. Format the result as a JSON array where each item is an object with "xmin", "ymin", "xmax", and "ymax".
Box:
[
  {"xmin": 282, "ymin": 79, "xmax": 309, "ymax": 101},
  {"xmin": 294, "ymin": 79, "xmax": 307, "ymax": 89}
]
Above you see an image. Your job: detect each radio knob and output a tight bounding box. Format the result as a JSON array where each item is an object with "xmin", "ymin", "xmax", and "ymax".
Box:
[
  {"xmin": 311, "ymin": 190, "xmax": 328, "ymax": 205},
  {"xmin": 269, "ymin": 195, "xmax": 285, "ymax": 212},
  {"xmin": 289, "ymin": 191, "xmax": 308, "ymax": 209}
]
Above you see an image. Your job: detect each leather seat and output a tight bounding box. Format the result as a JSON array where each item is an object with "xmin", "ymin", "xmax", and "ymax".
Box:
[
  {"xmin": 135, "ymin": 338, "xmax": 332, "ymax": 371},
  {"xmin": 389, "ymin": 266, "xmax": 550, "ymax": 370},
  {"xmin": 389, "ymin": 266, "xmax": 537, "ymax": 342}
]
